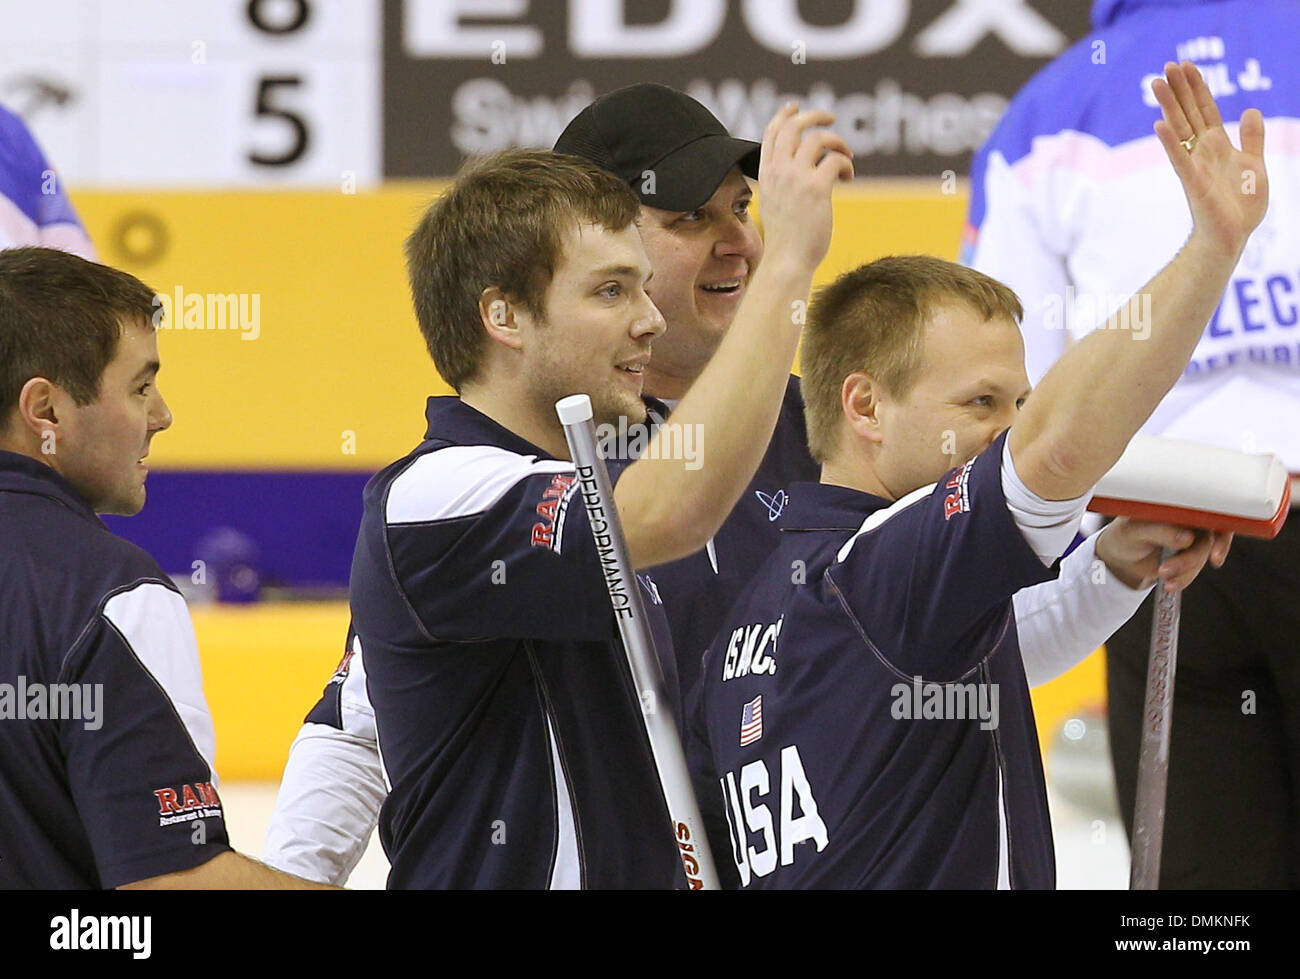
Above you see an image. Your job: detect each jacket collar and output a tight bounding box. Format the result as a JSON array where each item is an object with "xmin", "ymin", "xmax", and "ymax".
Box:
[
  {"xmin": 781, "ymin": 480, "xmax": 893, "ymax": 533},
  {"xmin": 423, "ymin": 394, "xmax": 668, "ymax": 459},
  {"xmin": 0, "ymin": 449, "xmax": 103, "ymax": 525}
]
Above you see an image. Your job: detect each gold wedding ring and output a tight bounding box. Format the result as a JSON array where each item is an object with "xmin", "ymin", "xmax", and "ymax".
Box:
[{"xmin": 1180, "ymin": 133, "xmax": 1198, "ymax": 153}]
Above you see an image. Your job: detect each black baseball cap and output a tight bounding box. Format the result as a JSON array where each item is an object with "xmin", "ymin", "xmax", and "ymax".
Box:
[{"xmin": 554, "ymin": 84, "xmax": 760, "ymax": 212}]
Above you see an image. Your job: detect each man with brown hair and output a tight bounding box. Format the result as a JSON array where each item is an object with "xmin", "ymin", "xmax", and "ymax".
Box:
[
  {"xmin": 0, "ymin": 247, "xmax": 331, "ymax": 888},
  {"xmin": 336, "ymin": 106, "xmax": 851, "ymax": 887},
  {"xmin": 687, "ymin": 63, "xmax": 1252, "ymax": 888}
]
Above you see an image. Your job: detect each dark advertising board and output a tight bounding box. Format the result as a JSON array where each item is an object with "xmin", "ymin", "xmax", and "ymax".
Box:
[{"xmin": 384, "ymin": 0, "xmax": 1093, "ymax": 177}]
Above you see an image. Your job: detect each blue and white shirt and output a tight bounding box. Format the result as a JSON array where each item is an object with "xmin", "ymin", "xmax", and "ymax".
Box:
[
  {"xmin": 966, "ymin": 0, "xmax": 1300, "ymax": 468},
  {"xmin": 350, "ymin": 397, "xmax": 684, "ymax": 889},
  {"xmin": 0, "ymin": 104, "xmax": 95, "ymax": 258},
  {"xmin": 0, "ymin": 451, "xmax": 230, "ymax": 888},
  {"xmin": 688, "ymin": 434, "xmax": 1070, "ymax": 889},
  {"xmin": 648, "ymin": 377, "xmax": 819, "ymax": 696},
  {"xmin": 267, "ymin": 383, "xmax": 817, "ymax": 884}
]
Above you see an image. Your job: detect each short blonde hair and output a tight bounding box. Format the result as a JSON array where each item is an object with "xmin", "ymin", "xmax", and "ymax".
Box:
[{"xmin": 802, "ymin": 255, "xmax": 1023, "ymax": 462}]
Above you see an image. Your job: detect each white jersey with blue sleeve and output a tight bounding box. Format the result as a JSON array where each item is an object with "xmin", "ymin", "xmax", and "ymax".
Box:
[
  {"xmin": 0, "ymin": 104, "xmax": 95, "ymax": 258},
  {"xmin": 965, "ymin": 0, "xmax": 1300, "ymax": 468}
]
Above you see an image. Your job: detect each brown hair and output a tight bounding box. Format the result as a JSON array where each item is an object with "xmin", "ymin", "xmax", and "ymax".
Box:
[
  {"xmin": 0, "ymin": 247, "xmax": 157, "ymax": 417},
  {"xmin": 802, "ymin": 255, "xmax": 1023, "ymax": 462},
  {"xmin": 405, "ymin": 148, "xmax": 641, "ymax": 391}
]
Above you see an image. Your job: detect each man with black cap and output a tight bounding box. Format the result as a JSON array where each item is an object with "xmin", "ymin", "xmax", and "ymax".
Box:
[
  {"xmin": 553, "ymin": 83, "xmax": 821, "ymax": 702},
  {"xmin": 265, "ymin": 93, "xmax": 849, "ymax": 887}
]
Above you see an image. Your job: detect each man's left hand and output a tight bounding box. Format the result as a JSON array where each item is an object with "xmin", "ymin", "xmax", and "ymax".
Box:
[{"xmin": 1094, "ymin": 517, "xmax": 1233, "ymax": 593}]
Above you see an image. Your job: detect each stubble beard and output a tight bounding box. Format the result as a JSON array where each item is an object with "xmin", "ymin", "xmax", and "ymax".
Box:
[{"xmin": 594, "ymin": 380, "xmax": 647, "ymax": 430}]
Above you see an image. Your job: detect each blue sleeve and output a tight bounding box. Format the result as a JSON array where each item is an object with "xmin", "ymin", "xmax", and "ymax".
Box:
[
  {"xmin": 382, "ymin": 447, "xmax": 633, "ymax": 643},
  {"xmin": 827, "ymin": 432, "xmax": 1057, "ymax": 679},
  {"xmin": 0, "ymin": 104, "xmax": 87, "ymax": 233},
  {"xmin": 683, "ymin": 668, "xmax": 741, "ymax": 890},
  {"xmin": 59, "ymin": 614, "xmax": 232, "ymax": 888}
]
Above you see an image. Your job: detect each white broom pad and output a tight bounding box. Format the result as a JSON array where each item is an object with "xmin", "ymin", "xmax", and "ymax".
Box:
[{"xmin": 1095, "ymin": 433, "xmax": 1289, "ymax": 519}]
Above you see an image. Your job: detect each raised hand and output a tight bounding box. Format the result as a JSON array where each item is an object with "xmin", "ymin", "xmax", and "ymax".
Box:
[
  {"xmin": 756, "ymin": 103, "xmax": 854, "ymax": 271},
  {"xmin": 1153, "ymin": 61, "xmax": 1268, "ymax": 258}
]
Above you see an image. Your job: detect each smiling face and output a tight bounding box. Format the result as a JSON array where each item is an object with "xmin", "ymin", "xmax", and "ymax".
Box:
[
  {"xmin": 516, "ymin": 220, "xmax": 666, "ymax": 429},
  {"xmin": 869, "ymin": 301, "xmax": 1031, "ymax": 499},
  {"xmin": 47, "ymin": 318, "xmax": 173, "ymax": 515},
  {"xmin": 635, "ymin": 168, "xmax": 762, "ymax": 392}
]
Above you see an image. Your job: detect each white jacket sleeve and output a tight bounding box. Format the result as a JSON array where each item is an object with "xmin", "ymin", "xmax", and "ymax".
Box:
[
  {"xmin": 966, "ymin": 146, "xmax": 1074, "ymax": 387},
  {"xmin": 263, "ymin": 640, "xmax": 387, "ymax": 885},
  {"xmin": 1013, "ymin": 530, "xmax": 1154, "ymax": 688},
  {"xmin": 1000, "ymin": 438, "xmax": 1154, "ymax": 687}
]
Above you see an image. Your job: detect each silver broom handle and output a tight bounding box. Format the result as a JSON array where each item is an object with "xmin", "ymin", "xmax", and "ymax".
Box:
[
  {"xmin": 1129, "ymin": 548, "xmax": 1180, "ymax": 890},
  {"xmin": 556, "ymin": 394, "xmax": 721, "ymax": 890}
]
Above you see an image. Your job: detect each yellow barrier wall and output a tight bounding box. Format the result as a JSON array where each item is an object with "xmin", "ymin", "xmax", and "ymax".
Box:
[
  {"xmin": 75, "ymin": 186, "xmax": 1102, "ymax": 780},
  {"xmin": 193, "ymin": 603, "xmax": 350, "ymax": 782},
  {"xmin": 75, "ymin": 182, "xmax": 967, "ymax": 469}
]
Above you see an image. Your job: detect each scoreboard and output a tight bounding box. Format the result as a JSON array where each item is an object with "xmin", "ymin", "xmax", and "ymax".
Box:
[
  {"xmin": 2, "ymin": 0, "xmax": 378, "ymax": 186},
  {"xmin": 1, "ymin": 0, "xmax": 1088, "ymax": 187}
]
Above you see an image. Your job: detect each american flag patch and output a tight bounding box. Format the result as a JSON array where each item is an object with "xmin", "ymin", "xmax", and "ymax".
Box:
[{"xmin": 740, "ymin": 695, "xmax": 763, "ymax": 746}]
